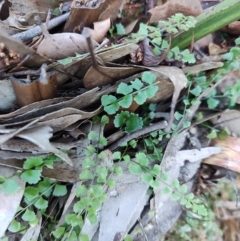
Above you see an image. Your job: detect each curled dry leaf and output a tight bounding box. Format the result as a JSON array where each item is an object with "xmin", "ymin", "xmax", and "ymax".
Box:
[
  {"xmin": 37, "ymin": 32, "xmax": 98, "ymax": 60},
  {"xmin": 145, "ymin": 66, "xmax": 188, "ymax": 131},
  {"xmin": 139, "ymin": 38, "xmax": 171, "ymax": 67},
  {"xmin": 0, "ymin": 31, "xmax": 50, "ymax": 69},
  {"xmin": 17, "ymin": 126, "xmax": 73, "ymax": 165},
  {"xmin": 203, "ymin": 136, "xmax": 240, "ymax": 174},
  {"xmin": 10, "ymin": 71, "xmax": 57, "ymax": 107},
  {"xmin": 64, "ymin": 0, "xmax": 124, "ymax": 32},
  {"xmin": 222, "ymin": 21, "xmax": 240, "ymax": 35},
  {"xmin": 88, "ymin": 18, "xmax": 111, "ymax": 43},
  {"xmin": 149, "ymin": 0, "xmax": 202, "ymax": 23}
]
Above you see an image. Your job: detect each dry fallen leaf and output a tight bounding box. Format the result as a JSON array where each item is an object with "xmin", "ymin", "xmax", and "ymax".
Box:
[
  {"xmin": 98, "ymin": 162, "xmax": 149, "ymax": 241},
  {"xmin": 83, "ymin": 65, "xmax": 142, "ymax": 89},
  {"xmin": 0, "ymin": 167, "xmax": 25, "ymax": 237},
  {"xmin": 203, "ymin": 136, "xmax": 240, "ymax": 173},
  {"xmin": 37, "ymin": 32, "xmax": 98, "ymax": 60},
  {"xmin": 149, "ymin": 0, "xmax": 202, "ymax": 23},
  {"xmin": 88, "ymin": 18, "xmax": 111, "ymax": 43},
  {"xmin": 64, "ymin": 0, "xmax": 125, "ymax": 32}
]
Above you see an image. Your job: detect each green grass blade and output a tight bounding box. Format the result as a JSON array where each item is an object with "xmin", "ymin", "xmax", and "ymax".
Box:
[{"xmin": 171, "ymin": 0, "xmax": 240, "ymax": 49}]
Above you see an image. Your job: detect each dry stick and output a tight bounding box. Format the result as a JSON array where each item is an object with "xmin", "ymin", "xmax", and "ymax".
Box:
[
  {"xmin": 108, "ymin": 120, "xmax": 168, "ymax": 151},
  {"xmin": 12, "ymin": 12, "xmax": 70, "ymax": 42}
]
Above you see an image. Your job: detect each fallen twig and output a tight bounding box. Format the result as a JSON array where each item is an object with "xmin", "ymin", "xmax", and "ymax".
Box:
[
  {"xmin": 12, "ymin": 12, "xmax": 70, "ymax": 42},
  {"xmin": 108, "ymin": 120, "xmax": 168, "ymax": 151}
]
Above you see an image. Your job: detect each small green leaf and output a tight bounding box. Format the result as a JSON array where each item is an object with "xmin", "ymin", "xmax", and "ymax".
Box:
[
  {"xmin": 145, "ymin": 85, "xmax": 158, "ymax": 98},
  {"xmin": 183, "ymin": 121, "xmax": 191, "ymax": 128},
  {"xmin": 103, "ymin": 101, "xmax": 119, "ymax": 114},
  {"xmin": 52, "ymin": 227, "xmax": 65, "ymax": 239},
  {"xmin": 87, "ymin": 213, "xmax": 98, "ymax": 224},
  {"xmin": 99, "ymin": 136, "xmax": 108, "ymax": 146},
  {"xmin": 116, "ymin": 23, "xmax": 125, "ymax": 35},
  {"xmin": 76, "ymin": 185, "xmax": 88, "ymax": 197},
  {"xmin": 190, "ymin": 85, "xmax": 202, "ymax": 96},
  {"xmin": 151, "ymin": 37, "xmax": 162, "ymax": 45},
  {"xmin": 114, "ymin": 166, "xmax": 123, "ymax": 176},
  {"xmin": 119, "ymin": 95, "xmax": 133, "ymax": 108},
  {"xmin": 149, "ymin": 179, "xmax": 159, "ymax": 188},
  {"xmin": 186, "ymin": 192, "xmax": 194, "ymax": 200},
  {"xmin": 70, "ymin": 215, "xmax": 83, "ymax": 227},
  {"xmin": 98, "ymin": 151, "xmax": 109, "ymax": 161},
  {"xmin": 58, "ymin": 57, "xmax": 73, "ymax": 65},
  {"xmin": 223, "ymin": 52, "xmax": 233, "ymax": 61},
  {"xmin": 38, "ymin": 178, "xmax": 53, "ymax": 197},
  {"xmin": 68, "ymin": 231, "xmax": 78, "ymax": 241},
  {"xmin": 80, "ymin": 234, "xmax": 90, "ymax": 241},
  {"xmin": 65, "ymin": 213, "xmax": 76, "ymax": 224},
  {"xmin": 162, "ymin": 186, "xmax": 171, "ymax": 195},
  {"xmin": 53, "ymin": 184, "xmax": 67, "ymax": 197},
  {"xmin": 207, "ymin": 98, "xmax": 219, "ymax": 109},
  {"xmin": 172, "ymin": 179, "xmax": 180, "ymax": 188},
  {"xmin": 24, "ymin": 187, "xmax": 39, "ymax": 201},
  {"xmin": 151, "ymin": 165, "xmax": 161, "ymax": 176},
  {"xmin": 235, "ymin": 38, "xmax": 240, "ymax": 45},
  {"xmin": 88, "ymin": 131, "xmax": 98, "ymax": 141},
  {"xmin": 129, "ymin": 139, "xmax": 137, "ymax": 148},
  {"xmin": 138, "ymin": 23, "xmax": 148, "ymax": 36},
  {"xmin": 134, "ymin": 91, "xmax": 147, "ymax": 105},
  {"xmin": 128, "ymin": 163, "xmax": 143, "ymax": 174},
  {"xmin": 34, "ymin": 196, "xmax": 48, "ymax": 209},
  {"xmin": 85, "ymin": 145, "xmax": 96, "ymax": 156},
  {"xmin": 23, "ymin": 157, "xmax": 43, "ymax": 169},
  {"xmin": 142, "ymin": 71, "xmax": 156, "ymax": 84},
  {"xmin": 171, "ymin": 192, "xmax": 180, "ymax": 201},
  {"xmin": 114, "ymin": 111, "xmax": 130, "ymax": 128},
  {"xmin": 207, "ymin": 130, "xmax": 217, "ymax": 139},
  {"xmin": 82, "ymin": 157, "xmax": 95, "ymax": 169},
  {"xmin": 107, "ymin": 179, "xmax": 116, "ymax": 188},
  {"xmin": 186, "ymin": 200, "xmax": 193, "ymax": 209},
  {"xmin": 8, "ymin": 219, "xmax": 21, "ymax": 233},
  {"xmin": 117, "ymin": 83, "xmax": 133, "ymax": 95},
  {"xmin": 174, "ymin": 112, "xmax": 183, "ymax": 121},
  {"xmin": 113, "ymin": 151, "xmax": 121, "ymax": 160},
  {"xmin": 79, "ymin": 170, "xmax": 93, "ymax": 180},
  {"xmin": 21, "ymin": 170, "xmax": 41, "ymax": 184},
  {"xmin": 96, "ymin": 166, "xmax": 108, "ymax": 178},
  {"xmin": 125, "ymin": 114, "xmax": 143, "ymax": 133},
  {"xmin": 131, "ymin": 78, "xmax": 143, "ymax": 90},
  {"xmin": 22, "ymin": 209, "xmax": 36, "ymax": 222},
  {"xmin": 141, "ymin": 173, "xmax": 152, "ymax": 184},
  {"xmin": 2, "ymin": 178, "xmax": 20, "ymax": 194},
  {"xmin": 136, "ymin": 152, "xmax": 149, "ymax": 166},
  {"xmin": 92, "ymin": 185, "xmax": 104, "ymax": 197},
  {"xmin": 0, "ymin": 175, "xmax": 5, "ymax": 183},
  {"xmin": 161, "ymin": 172, "xmax": 169, "ymax": 181},
  {"xmin": 73, "ymin": 201, "xmax": 84, "ymax": 213},
  {"xmin": 101, "ymin": 115, "xmax": 109, "ymax": 124},
  {"xmin": 101, "ymin": 95, "xmax": 117, "ymax": 106},
  {"xmin": 123, "ymin": 155, "xmax": 130, "ymax": 163},
  {"xmin": 181, "ymin": 49, "xmax": 196, "ymax": 63},
  {"xmin": 180, "ymin": 197, "xmax": 187, "ymax": 205},
  {"xmin": 179, "ymin": 184, "xmax": 188, "ymax": 193}
]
